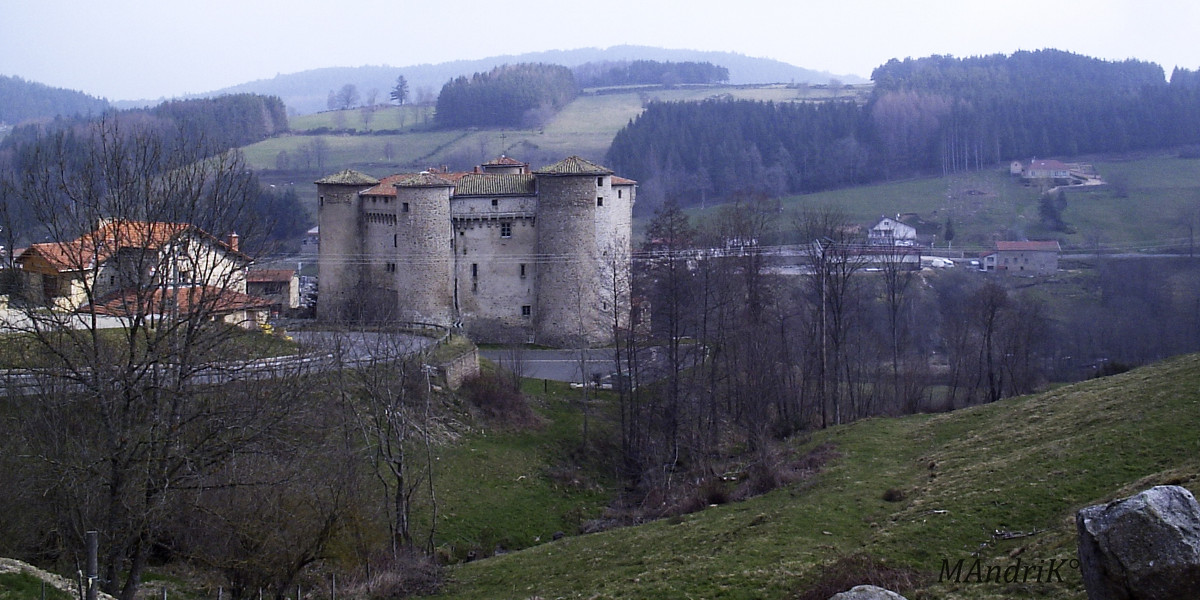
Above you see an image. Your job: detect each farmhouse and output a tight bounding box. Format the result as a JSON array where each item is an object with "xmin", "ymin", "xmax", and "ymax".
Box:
[
  {"xmin": 316, "ymin": 155, "xmax": 635, "ymax": 347},
  {"xmin": 869, "ymin": 216, "xmax": 918, "ymax": 246},
  {"xmin": 982, "ymin": 240, "xmax": 1061, "ymax": 275},
  {"xmin": 14, "ymin": 219, "xmax": 269, "ymax": 327}
]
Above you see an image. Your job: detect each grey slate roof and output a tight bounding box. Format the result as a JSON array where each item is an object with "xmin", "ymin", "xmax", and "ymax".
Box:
[
  {"xmin": 453, "ymin": 174, "xmax": 536, "ymax": 196},
  {"xmin": 396, "ymin": 172, "xmax": 455, "ymax": 188},
  {"xmin": 534, "ymin": 156, "xmax": 613, "ymax": 176},
  {"xmin": 315, "ymin": 170, "xmax": 380, "ymax": 186}
]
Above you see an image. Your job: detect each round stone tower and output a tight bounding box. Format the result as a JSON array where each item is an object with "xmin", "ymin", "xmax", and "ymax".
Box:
[
  {"xmin": 315, "ymin": 170, "xmax": 378, "ymax": 322},
  {"xmin": 534, "ymin": 156, "xmax": 613, "ymax": 347},
  {"xmin": 393, "ymin": 173, "xmax": 456, "ymax": 327}
]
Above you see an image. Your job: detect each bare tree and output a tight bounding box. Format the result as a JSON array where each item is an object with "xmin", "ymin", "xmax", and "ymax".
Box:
[
  {"xmin": 797, "ymin": 207, "xmax": 868, "ymax": 427},
  {"xmin": 333, "ymin": 329, "xmax": 440, "ymax": 556},
  {"xmin": 1, "ymin": 118, "xmax": 289, "ymax": 600},
  {"xmin": 336, "ymin": 84, "xmax": 361, "ymax": 110}
]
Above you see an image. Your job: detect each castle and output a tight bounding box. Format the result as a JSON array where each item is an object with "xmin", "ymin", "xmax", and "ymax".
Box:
[{"xmin": 315, "ymin": 155, "xmax": 634, "ymax": 347}]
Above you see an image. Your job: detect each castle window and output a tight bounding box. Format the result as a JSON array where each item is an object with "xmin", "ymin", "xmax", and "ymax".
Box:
[
  {"xmin": 402, "ymin": 202, "xmax": 409, "ymax": 213},
  {"xmin": 386, "ymin": 262, "xmax": 396, "ymax": 272},
  {"xmin": 596, "ymin": 177, "xmax": 603, "ymax": 187},
  {"xmin": 393, "ymin": 234, "xmax": 397, "ymax": 248},
  {"xmin": 500, "ymin": 222, "xmax": 512, "ymax": 238},
  {"xmin": 521, "ymin": 305, "xmax": 531, "ymax": 317},
  {"xmin": 520, "ymin": 263, "xmax": 526, "ymax": 279},
  {"xmin": 319, "ymin": 195, "xmax": 325, "ymax": 206},
  {"xmin": 597, "ymin": 197, "xmax": 604, "ymax": 207},
  {"xmin": 618, "ymin": 189, "xmax": 623, "ymax": 199},
  {"xmin": 471, "ymin": 263, "xmax": 478, "ymax": 278},
  {"xmin": 491, "ymin": 199, "xmax": 498, "ymax": 207}
]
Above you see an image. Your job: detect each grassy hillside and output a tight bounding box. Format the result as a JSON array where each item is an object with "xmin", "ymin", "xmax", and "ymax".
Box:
[
  {"xmin": 681, "ymin": 155, "xmax": 1200, "ymax": 254},
  {"xmin": 438, "ymin": 354, "xmax": 1200, "ymax": 599}
]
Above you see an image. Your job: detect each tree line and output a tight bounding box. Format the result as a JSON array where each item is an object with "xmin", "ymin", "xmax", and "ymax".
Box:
[
  {"xmin": 573, "ymin": 60, "xmax": 729, "ymax": 88},
  {"xmin": 434, "ymin": 63, "xmax": 578, "ymax": 128},
  {"xmin": 0, "ymin": 95, "xmax": 303, "ymax": 247},
  {"xmin": 597, "ymin": 199, "xmax": 1200, "ymax": 511},
  {"xmin": 607, "ymin": 49, "xmax": 1200, "ymax": 212},
  {"xmin": 0, "ymin": 75, "xmax": 110, "ymax": 126}
]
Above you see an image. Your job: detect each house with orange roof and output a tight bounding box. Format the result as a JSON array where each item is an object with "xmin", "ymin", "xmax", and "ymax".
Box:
[{"xmin": 15, "ymin": 219, "xmax": 268, "ymax": 327}]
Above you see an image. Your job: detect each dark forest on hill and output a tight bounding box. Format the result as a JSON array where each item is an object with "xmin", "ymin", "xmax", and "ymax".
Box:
[
  {"xmin": 607, "ymin": 50, "xmax": 1200, "ymax": 210},
  {"xmin": 0, "ymin": 94, "xmax": 305, "ymax": 247}
]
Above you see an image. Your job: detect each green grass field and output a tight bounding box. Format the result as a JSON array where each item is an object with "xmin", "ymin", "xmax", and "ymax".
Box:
[
  {"xmin": 680, "ymin": 156, "xmax": 1200, "ymax": 254},
  {"xmin": 437, "ymin": 354, "xmax": 1200, "ymax": 599}
]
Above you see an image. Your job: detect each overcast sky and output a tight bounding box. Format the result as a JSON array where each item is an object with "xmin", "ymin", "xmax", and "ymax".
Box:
[{"xmin": 1, "ymin": 0, "xmax": 1197, "ymax": 101}]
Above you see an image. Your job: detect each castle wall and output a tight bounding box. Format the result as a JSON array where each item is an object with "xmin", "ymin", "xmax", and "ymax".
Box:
[
  {"xmin": 393, "ymin": 183, "xmax": 455, "ymax": 326},
  {"xmin": 316, "ymin": 159, "xmax": 632, "ymax": 347},
  {"xmin": 316, "ymin": 183, "xmax": 365, "ymax": 322},
  {"xmin": 534, "ymin": 175, "xmax": 607, "ymax": 347}
]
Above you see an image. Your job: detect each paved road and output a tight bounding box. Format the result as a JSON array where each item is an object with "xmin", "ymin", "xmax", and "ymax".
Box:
[{"xmin": 479, "ymin": 348, "xmax": 617, "ymax": 383}]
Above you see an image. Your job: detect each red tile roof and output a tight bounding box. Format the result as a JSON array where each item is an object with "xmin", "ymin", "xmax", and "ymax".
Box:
[
  {"xmin": 81, "ymin": 285, "xmax": 273, "ymax": 317},
  {"xmin": 19, "ymin": 220, "xmax": 190, "ymax": 273},
  {"xmin": 17, "ymin": 220, "xmax": 244, "ymax": 274},
  {"xmin": 247, "ymin": 269, "xmax": 296, "ymax": 283}
]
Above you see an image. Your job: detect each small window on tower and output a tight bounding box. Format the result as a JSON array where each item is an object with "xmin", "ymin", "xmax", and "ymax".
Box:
[
  {"xmin": 521, "ymin": 305, "xmax": 532, "ymax": 317},
  {"xmin": 596, "ymin": 177, "xmax": 603, "ymax": 187},
  {"xmin": 402, "ymin": 202, "xmax": 409, "ymax": 212},
  {"xmin": 618, "ymin": 189, "xmax": 623, "ymax": 199},
  {"xmin": 501, "ymin": 222, "xmax": 512, "ymax": 238},
  {"xmin": 491, "ymin": 199, "xmax": 499, "ymax": 207},
  {"xmin": 597, "ymin": 197, "xmax": 604, "ymax": 207},
  {"xmin": 520, "ymin": 263, "xmax": 526, "ymax": 279}
]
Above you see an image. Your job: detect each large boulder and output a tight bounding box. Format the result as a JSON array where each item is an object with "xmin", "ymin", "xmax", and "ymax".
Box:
[
  {"xmin": 1076, "ymin": 485, "xmax": 1200, "ymax": 599},
  {"xmin": 827, "ymin": 585, "xmax": 907, "ymax": 600}
]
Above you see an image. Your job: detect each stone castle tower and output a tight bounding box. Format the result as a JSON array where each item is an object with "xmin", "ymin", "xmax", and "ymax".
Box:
[{"xmin": 316, "ymin": 156, "xmax": 634, "ymax": 347}]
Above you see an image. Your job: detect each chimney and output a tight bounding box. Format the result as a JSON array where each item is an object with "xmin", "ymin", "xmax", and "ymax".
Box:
[{"xmin": 228, "ymin": 232, "xmax": 240, "ymax": 252}]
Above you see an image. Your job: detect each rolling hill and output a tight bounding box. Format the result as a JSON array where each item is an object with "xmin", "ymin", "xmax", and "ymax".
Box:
[{"xmin": 151, "ymin": 46, "xmax": 864, "ymax": 115}]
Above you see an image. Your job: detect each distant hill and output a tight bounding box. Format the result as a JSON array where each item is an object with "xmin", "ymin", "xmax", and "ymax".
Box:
[
  {"xmin": 0, "ymin": 75, "xmax": 109, "ymax": 125},
  {"xmin": 144, "ymin": 46, "xmax": 864, "ymax": 115}
]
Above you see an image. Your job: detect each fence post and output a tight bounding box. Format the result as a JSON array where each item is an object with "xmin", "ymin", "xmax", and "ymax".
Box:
[{"xmin": 86, "ymin": 531, "xmax": 98, "ymax": 600}]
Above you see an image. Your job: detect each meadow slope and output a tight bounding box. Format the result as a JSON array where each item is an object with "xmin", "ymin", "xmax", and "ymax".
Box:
[{"xmin": 440, "ymin": 354, "xmax": 1200, "ymax": 599}]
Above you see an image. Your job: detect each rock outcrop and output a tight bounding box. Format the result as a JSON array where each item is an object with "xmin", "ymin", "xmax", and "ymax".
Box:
[
  {"xmin": 827, "ymin": 584, "xmax": 908, "ymax": 600},
  {"xmin": 1076, "ymin": 485, "xmax": 1200, "ymax": 599}
]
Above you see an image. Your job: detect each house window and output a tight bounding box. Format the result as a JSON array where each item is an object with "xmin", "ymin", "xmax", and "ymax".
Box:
[
  {"xmin": 519, "ymin": 263, "xmax": 526, "ymax": 279},
  {"xmin": 500, "ymin": 222, "xmax": 512, "ymax": 238},
  {"xmin": 521, "ymin": 305, "xmax": 531, "ymax": 317},
  {"xmin": 597, "ymin": 197, "xmax": 604, "ymax": 207},
  {"xmin": 596, "ymin": 177, "xmax": 603, "ymax": 187}
]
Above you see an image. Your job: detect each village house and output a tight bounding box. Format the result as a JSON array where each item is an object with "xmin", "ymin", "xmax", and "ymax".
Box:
[
  {"xmin": 247, "ymin": 269, "xmax": 300, "ymax": 315},
  {"xmin": 14, "ymin": 219, "xmax": 270, "ymax": 328},
  {"xmin": 316, "ymin": 155, "xmax": 635, "ymax": 346},
  {"xmin": 869, "ymin": 216, "xmax": 919, "ymax": 246},
  {"xmin": 982, "ymin": 240, "xmax": 1061, "ymax": 275}
]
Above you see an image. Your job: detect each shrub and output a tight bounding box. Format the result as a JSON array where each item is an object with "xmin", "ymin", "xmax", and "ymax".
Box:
[{"xmin": 461, "ymin": 372, "xmax": 540, "ymax": 429}]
